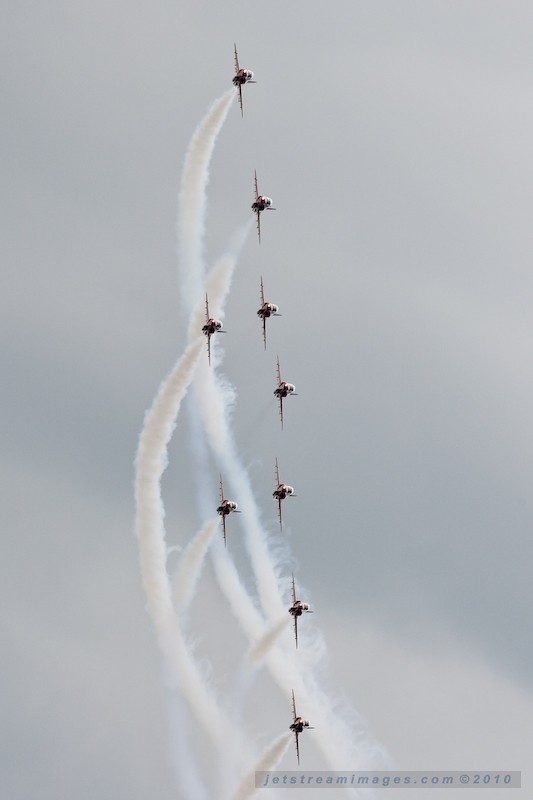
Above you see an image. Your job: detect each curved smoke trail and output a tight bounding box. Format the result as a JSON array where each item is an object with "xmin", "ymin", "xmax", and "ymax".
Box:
[
  {"xmin": 134, "ymin": 334, "xmax": 248, "ymax": 757},
  {"xmin": 177, "ymin": 89, "xmax": 235, "ymax": 315},
  {"xmin": 134, "ymin": 265, "xmax": 259, "ymax": 782},
  {"xmin": 135, "ymin": 337, "xmax": 203, "ymax": 629}
]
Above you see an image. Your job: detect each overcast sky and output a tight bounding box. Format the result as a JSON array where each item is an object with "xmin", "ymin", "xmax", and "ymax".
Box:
[{"xmin": 2, "ymin": 2, "xmax": 533, "ymax": 798}]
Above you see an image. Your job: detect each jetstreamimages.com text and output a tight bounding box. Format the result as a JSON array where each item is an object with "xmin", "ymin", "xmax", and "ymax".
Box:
[{"xmin": 256, "ymin": 771, "xmax": 521, "ymax": 789}]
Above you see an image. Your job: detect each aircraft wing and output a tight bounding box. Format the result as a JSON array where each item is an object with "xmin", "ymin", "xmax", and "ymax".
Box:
[
  {"xmin": 276, "ymin": 357, "xmax": 284, "ymax": 428},
  {"xmin": 291, "ymin": 576, "xmax": 298, "ymax": 646},
  {"xmin": 234, "ymin": 43, "xmax": 240, "ymax": 74},
  {"xmin": 254, "ymin": 172, "xmax": 261, "ymax": 241},
  {"xmin": 205, "ymin": 293, "xmax": 209, "ymax": 322},
  {"xmin": 206, "ymin": 333, "xmax": 211, "ymax": 366},
  {"xmin": 291, "ymin": 690, "xmax": 300, "ymax": 763},
  {"xmin": 219, "ymin": 476, "xmax": 224, "ymax": 504},
  {"xmin": 259, "ymin": 277, "xmax": 267, "ymax": 346},
  {"xmin": 237, "ymin": 84, "xmax": 244, "ymax": 117},
  {"xmin": 221, "ymin": 514, "xmax": 227, "ymax": 547}
]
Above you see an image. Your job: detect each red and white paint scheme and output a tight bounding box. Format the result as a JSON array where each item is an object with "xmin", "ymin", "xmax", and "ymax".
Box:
[{"xmin": 232, "ymin": 43, "xmax": 256, "ymax": 117}]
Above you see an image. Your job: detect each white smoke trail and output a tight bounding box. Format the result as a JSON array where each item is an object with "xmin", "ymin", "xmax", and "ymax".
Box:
[
  {"xmin": 246, "ymin": 618, "xmax": 288, "ymax": 667},
  {"xmin": 177, "ymin": 89, "xmax": 235, "ymax": 314},
  {"xmin": 135, "ymin": 336, "xmax": 203, "ymax": 630},
  {"xmin": 173, "ymin": 517, "xmax": 219, "ymax": 613},
  {"xmin": 134, "ymin": 332, "xmax": 252, "ymax": 770},
  {"xmin": 231, "ymin": 733, "xmax": 292, "ymax": 800},
  {"xmin": 134, "ymin": 337, "xmax": 219, "ymax": 721}
]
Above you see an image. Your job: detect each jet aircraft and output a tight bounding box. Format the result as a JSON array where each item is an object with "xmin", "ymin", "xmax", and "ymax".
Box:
[
  {"xmin": 273, "ymin": 457, "xmax": 295, "ymax": 530},
  {"xmin": 251, "ymin": 171, "xmax": 275, "ymax": 243},
  {"xmin": 274, "ymin": 356, "xmax": 297, "ymax": 429},
  {"xmin": 233, "ymin": 42, "xmax": 257, "ymax": 117},
  {"xmin": 257, "ymin": 277, "xmax": 281, "ymax": 349},
  {"xmin": 232, "ymin": 44, "xmax": 255, "ymax": 116},
  {"xmin": 288, "ymin": 574, "xmax": 312, "ymax": 648},
  {"xmin": 289, "ymin": 690, "xmax": 313, "ymax": 764},
  {"xmin": 216, "ymin": 476, "xmax": 239, "ymax": 546},
  {"xmin": 201, "ymin": 294, "xmax": 224, "ymax": 365}
]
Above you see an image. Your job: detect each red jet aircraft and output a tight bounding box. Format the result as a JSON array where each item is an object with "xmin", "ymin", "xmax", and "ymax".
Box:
[
  {"xmin": 288, "ymin": 574, "xmax": 312, "ymax": 648},
  {"xmin": 273, "ymin": 457, "xmax": 295, "ymax": 530},
  {"xmin": 273, "ymin": 356, "xmax": 297, "ymax": 429},
  {"xmin": 201, "ymin": 294, "xmax": 224, "ymax": 366},
  {"xmin": 289, "ymin": 690, "xmax": 313, "ymax": 764},
  {"xmin": 251, "ymin": 171, "xmax": 275, "ymax": 243},
  {"xmin": 216, "ymin": 476, "xmax": 239, "ymax": 547},
  {"xmin": 257, "ymin": 276, "xmax": 281, "ymax": 349},
  {"xmin": 232, "ymin": 44, "xmax": 256, "ymax": 117}
]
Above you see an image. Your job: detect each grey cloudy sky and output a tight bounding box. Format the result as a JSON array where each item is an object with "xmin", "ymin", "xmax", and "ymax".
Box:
[{"xmin": 2, "ymin": 1, "xmax": 533, "ymax": 798}]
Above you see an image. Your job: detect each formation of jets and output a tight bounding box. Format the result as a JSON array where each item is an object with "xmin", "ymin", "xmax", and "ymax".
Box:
[{"xmin": 218, "ymin": 46, "xmax": 314, "ymax": 762}]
